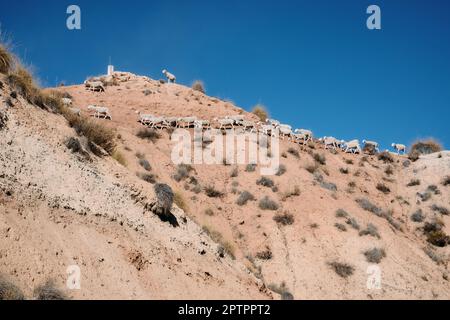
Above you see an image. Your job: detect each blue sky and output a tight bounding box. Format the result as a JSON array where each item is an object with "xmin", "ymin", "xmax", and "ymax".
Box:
[{"xmin": 1, "ymin": 0, "xmax": 449, "ymax": 149}]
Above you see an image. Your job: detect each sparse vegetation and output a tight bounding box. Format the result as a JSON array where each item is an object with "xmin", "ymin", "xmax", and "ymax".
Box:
[
  {"xmin": 281, "ymin": 185, "xmax": 300, "ymax": 201},
  {"xmin": 335, "ymin": 209, "xmax": 349, "ymax": 218},
  {"xmin": 112, "ymin": 150, "xmax": 127, "ymax": 166},
  {"xmin": 204, "ymin": 208, "xmax": 214, "ymax": 216},
  {"xmin": 192, "ymin": 80, "xmax": 205, "ymax": 93},
  {"xmin": 137, "ymin": 172, "xmax": 156, "ymax": 184},
  {"xmin": 0, "ymin": 44, "xmax": 13, "ymax": 74},
  {"xmin": 287, "ymin": 147, "xmax": 299, "ymax": 158},
  {"xmin": 346, "ymin": 217, "xmax": 360, "ymax": 230},
  {"xmin": 442, "ymin": 176, "xmax": 450, "ymax": 186},
  {"xmin": 202, "ymin": 225, "xmax": 235, "ymax": 259},
  {"xmin": 256, "ymin": 176, "xmax": 275, "ymax": 188},
  {"xmin": 256, "ymin": 248, "xmax": 273, "ymax": 260},
  {"xmin": 63, "ymin": 111, "xmax": 117, "ymax": 154},
  {"xmin": 174, "ymin": 191, "xmax": 188, "ymax": 212},
  {"xmin": 136, "ymin": 128, "xmax": 161, "ymax": 142},
  {"xmin": 205, "ymin": 185, "xmax": 224, "ymax": 198},
  {"xmin": 245, "ymin": 163, "xmax": 257, "ymax": 172},
  {"xmin": 411, "ymin": 209, "xmax": 425, "ymax": 222},
  {"xmin": 275, "ymin": 164, "xmax": 287, "ymax": 176},
  {"xmin": 33, "ymin": 280, "xmax": 67, "ymax": 300},
  {"xmin": 236, "ymin": 191, "xmax": 255, "ymax": 206},
  {"xmin": 410, "ymin": 139, "xmax": 442, "ymax": 156},
  {"xmin": 423, "ymin": 246, "xmax": 445, "ymax": 265},
  {"xmin": 345, "ymin": 159, "xmax": 354, "ymax": 165},
  {"xmin": 305, "ymin": 163, "xmax": 319, "ymax": 174},
  {"xmin": 376, "ymin": 183, "xmax": 390, "ymax": 194},
  {"xmin": 267, "ymin": 282, "xmax": 294, "ymax": 300},
  {"xmin": 356, "ymin": 198, "xmax": 383, "ymax": 216},
  {"xmin": 378, "ymin": 151, "xmax": 393, "ymax": 163},
  {"xmin": 339, "ymin": 167, "xmax": 349, "ymax": 174},
  {"xmin": 407, "ymin": 179, "xmax": 420, "ymax": 187},
  {"xmin": 0, "ymin": 275, "xmax": 24, "ymax": 300},
  {"xmin": 364, "ymin": 248, "xmax": 386, "ymax": 263},
  {"xmin": 273, "ymin": 212, "xmax": 294, "ymax": 226},
  {"xmin": 359, "ymin": 223, "xmax": 380, "ymax": 239},
  {"xmin": 259, "ymin": 196, "xmax": 279, "ymax": 211},
  {"xmin": 335, "ymin": 223, "xmax": 347, "ymax": 232},
  {"xmin": 431, "ymin": 204, "xmax": 449, "ymax": 215},
  {"xmin": 384, "ymin": 165, "xmax": 393, "ymax": 176},
  {"xmin": 313, "ymin": 153, "xmax": 326, "ymax": 165},
  {"xmin": 328, "ymin": 262, "xmax": 354, "ymax": 278},
  {"xmin": 173, "ymin": 163, "xmax": 193, "ymax": 182},
  {"xmin": 252, "ymin": 104, "xmax": 268, "ymax": 122},
  {"xmin": 139, "ymin": 158, "xmax": 151, "ymax": 171},
  {"xmin": 230, "ymin": 166, "xmax": 238, "ymax": 177}
]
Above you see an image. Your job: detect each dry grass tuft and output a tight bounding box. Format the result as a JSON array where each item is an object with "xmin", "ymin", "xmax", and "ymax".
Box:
[
  {"xmin": 407, "ymin": 179, "xmax": 420, "ymax": 187},
  {"xmin": 236, "ymin": 191, "xmax": 255, "ymax": 206},
  {"xmin": 174, "ymin": 191, "xmax": 188, "ymax": 212},
  {"xmin": 364, "ymin": 248, "xmax": 386, "ymax": 263},
  {"xmin": 205, "ymin": 185, "xmax": 224, "ymax": 198},
  {"xmin": 313, "ymin": 153, "xmax": 326, "ymax": 165},
  {"xmin": 378, "ymin": 151, "xmax": 393, "ymax": 163},
  {"xmin": 328, "ymin": 262, "xmax": 354, "ymax": 278},
  {"xmin": 136, "ymin": 128, "xmax": 161, "ymax": 142},
  {"xmin": 252, "ymin": 104, "xmax": 268, "ymax": 122},
  {"xmin": 259, "ymin": 196, "xmax": 279, "ymax": 211},
  {"xmin": 0, "ymin": 275, "xmax": 24, "ymax": 300},
  {"xmin": 202, "ymin": 226, "xmax": 235, "ymax": 259},
  {"xmin": 112, "ymin": 150, "xmax": 127, "ymax": 167},
  {"xmin": 376, "ymin": 183, "xmax": 390, "ymax": 194},
  {"xmin": 33, "ymin": 280, "xmax": 67, "ymax": 300},
  {"xmin": 192, "ymin": 80, "xmax": 205, "ymax": 93},
  {"xmin": 0, "ymin": 44, "xmax": 13, "ymax": 74},
  {"xmin": 410, "ymin": 139, "xmax": 442, "ymax": 156},
  {"xmin": 273, "ymin": 212, "xmax": 294, "ymax": 225}
]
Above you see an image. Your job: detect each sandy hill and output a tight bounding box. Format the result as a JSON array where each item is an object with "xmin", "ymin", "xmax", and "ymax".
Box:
[{"xmin": 0, "ymin": 71, "xmax": 449, "ymax": 299}]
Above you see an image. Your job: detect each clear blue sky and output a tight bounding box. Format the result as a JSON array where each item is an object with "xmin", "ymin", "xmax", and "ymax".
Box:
[{"xmin": 1, "ymin": 0, "xmax": 449, "ymax": 150}]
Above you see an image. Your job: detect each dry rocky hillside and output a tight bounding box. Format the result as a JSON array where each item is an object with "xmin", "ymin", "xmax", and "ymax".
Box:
[{"xmin": 1, "ymin": 70, "xmax": 449, "ymax": 299}]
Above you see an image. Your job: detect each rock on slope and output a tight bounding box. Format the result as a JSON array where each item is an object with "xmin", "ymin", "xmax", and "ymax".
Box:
[{"xmin": 1, "ymin": 71, "xmax": 449, "ymax": 299}]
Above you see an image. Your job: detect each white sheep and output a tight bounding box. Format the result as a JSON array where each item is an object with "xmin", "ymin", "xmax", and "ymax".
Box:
[
  {"xmin": 319, "ymin": 136, "xmax": 340, "ymax": 150},
  {"xmin": 266, "ymin": 118, "xmax": 281, "ymax": 127},
  {"xmin": 87, "ymin": 105, "xmax": 112, "ymax": 120},
  {"xmin": 85, "ymin": 81, "xmax": 105, "ymax": 92},
  {"xmin": 176, "ymin": 116, "xmax": 197, "ymax": 128},
  {"xmin": 194, "ymin": 119, "xmax": 211, "ymax": 129},
  {"xmin": 342, "ymin": 139, "xmax": 361, "ymax": 154},
  {"xmin": 258, "ymin": 123, "xmax": 273, "ymax": 136},
  {"xmin": 294, "ymin": 129, "xmax": 313, "ymax": 142},
  {"xmin": 162, "ymin": 69, "xmax": 176, "ymax": 83},
  {"xmin": 214, "ymin": 118, "xmax": 234, "ymax": 130},
  {"xmin": 276, "ymin": 124, "xmax": 292, "ymax": 140},
  {"xmin": 391, "ymin": 143, "xmax": 406, "ymax": 154}
]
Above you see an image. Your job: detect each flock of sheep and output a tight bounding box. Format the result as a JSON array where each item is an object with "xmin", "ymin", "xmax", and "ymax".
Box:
[{"xmin": 69, "ymin": 69, "xmax": 407, "ymax": 156}]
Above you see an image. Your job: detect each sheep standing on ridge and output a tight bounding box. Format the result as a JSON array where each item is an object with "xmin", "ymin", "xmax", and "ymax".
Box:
[
  {"xmin": 162, "ymin": 69, "xmax": 176, "ymax": 83},
  {"xmin": 87, "ymin": 105, "xmax": 112, "ymax": 120},
  {"xmin": 391, "ymin": 143, "xmax": 406, "ymax": 155}
]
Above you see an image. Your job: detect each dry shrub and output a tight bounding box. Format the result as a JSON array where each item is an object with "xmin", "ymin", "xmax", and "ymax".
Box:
[
  {"xmin": 137, "ymin": 172, "xmax": 156, "ymax": 184},
  {"xmin": 410, "ymin": 139, "xmax": 442, "ymax": 155},
  {"xmin": 0, "ymin": 275, "xmax": 24, "ymax": 300},
  {"xmin": 275, "ymin": 164, "xmax": 287, "ymax": 176},
  {"xmin": 174, "ymin": 191, "xmax": 188, "ymax": 212},
  {"xmin": 378, "ymin": 151, "xmax": 393, "ymax": 163},
  {"xmin": 63, "ymin": 111, "xmax": 116, "ymax": 154},
  {"xmin": 139, "ymin": 158, "xmax": 151, "ymax": 171},
  {"xmin": 205, "ymin": 185, "xmax": 224, "ymax": 198},
  {"xmin": 442, "ymin": 176, "xmax": 450, "ymax": 186},
  {"xmin": 364, "ymin": 248, "xmax": 386, "ymax": 263},
  {"xmin": 313, "ymin": 153, "xmax": 326, "ymax": 165},
  {"xmin": 287, "ymin": 147, "xmax": 299, "ymax": 158},
  {"xmin": 259, "ymin": 196, "xmax": 278, "ymax": 210},
  {"xmin": 245, "ymin": 163, "xmax": 257, "ymax": 172},
  {"xmin": 230, "ymin": 166, "xmax": 238, "ymax": 177},
  {"xmin": 252, "ymin": 104, "xmax": 268, "ymax": 122},
  {"xmin": 328, "ymin": 262, "xmax": 354, "ymax": 278},
  {"xmin": 273, "ymin": 212, "xmax": 294, "ymax": 225},
  {"xmin": 346, "ymin": 217, "xmax": 360, "ymax": 230},
  {"xmin": 256, "ymin": 176, "xmax": 275, "ymax": 188},
  {"xmin": 173, "ymin": 163, "xmax": 193, "ymax": 182},
  {"xmin": 408, "ymin": 150, "xmax": 420, "ymax": 162},
  {"xmin": 423, "ymin": 246, "xmax": 446, "ymax": 265},
  {"xmin": 136, "ymin": 128, "xmax": 161, "ymax": 142},
  {"xmin": 359, "ymin": 223, "xmax": 380, "ymax": 239},
  {"xmin": 384, "ymin": 165, "xmax": 394, "ymax": 176},
  {"xmin": 236, "ymin": 191, "xmax": 255, "ymax": 206},
  {"xmin": 281, "ymin": 185, "xmax": 300, "ymax": 201},
  {"xmin": 376, "ymin": 183, "xmax": 390, "ymax": 194},
  {"xmin": 335, "ymin": 223, "xmax": 347, "ymax": 232},
  {"xmin": 345, "ymin": 159, "xmax": 354, "ymax": 165},
  {"xmin": 335, "ymin": 209, "xmax": 349, "ymax": 218},
  {"xmin": 305, "ymin": 163, "xmax": 319, "ymax": 174},
  {"xmin": 267, "ymin": 282, "xmax": 294, "ymax": 300},
  {"xmin": 7, "ymin": 66, "xmax": 39, "ymax": 103},
  {"xmin": 204, "ymin": 208, "xmax": 214, "ymax": 216},
  {"xmin": 356, "ymin": 198, "xmax": 383, "ymax": 216},
  {"xmin": 112, "ymin": 150, "xmax": 127, "ymax": 166},
  {"xmin": 407, "ymin": 179, "xmax": 420, "ymax": 187},
  {"xmin": 192, "ymin": 80, "xmax": 205, "ymax": 93},
  {"xmin": 411, "ymin": 209, "xmax": 425, "ymax": 223},
  {"xmin": 431, "ymin": 204, "xmax": 449, "ymax": 215},
  {"xmin": 0, "ymin": 44, "xmax": 13, "ymax": 74},
  {"xmin": 33, "ymin": 280, "xmax": 67, "ymax": 300},
  {"xmin": 339, "ymin": 167, "xmax": 349, "ymax": 174}
]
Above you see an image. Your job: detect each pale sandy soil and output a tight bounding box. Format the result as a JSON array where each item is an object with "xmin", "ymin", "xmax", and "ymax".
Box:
[{"xmin": 0, "ymin": 73, "xmax": 449, "ymax": 299}]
